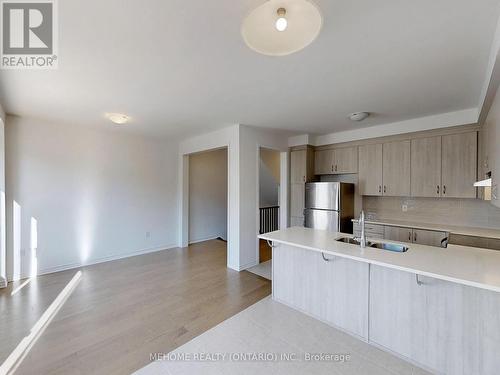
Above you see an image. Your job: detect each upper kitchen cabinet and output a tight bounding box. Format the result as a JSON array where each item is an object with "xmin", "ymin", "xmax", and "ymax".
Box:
[
  {"xmin": 334, "ymin": 147, "xmax": 358, "ymax": 174},
  {"xmin": 359, "ymin": 130, "xmax": 478, "ymax": 198},
  {"xmin": 314, "ymin": 149, "xmax": 334, "ymax": 175},
  {"xmin": 441, "ymin": 132, "xmax": 477, "ymax": 198},
  {"xmin": 314, "ymin": 147, "xmax": 358, "ymax": 175},
  {"xmin": 359, "ymin": 141, "xmax": 410, "ymax": 196},
  {"xmin": 290, "ymin": 148, "xmax": 315, "ymax": 183},
  {"xmin": 411, "ymin": 136, "xmax": 442, "ymax": 197},
  {"xmin": 358, "ymin": 144, "xmax": 383, "ymax": 196},
  {"xmin": 382, "ymin": 141, "xmax": 411, "ymax": 197}
]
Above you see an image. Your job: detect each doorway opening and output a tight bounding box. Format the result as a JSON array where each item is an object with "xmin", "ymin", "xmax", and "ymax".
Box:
[
  {"xmin": 248, "ymin": 147, "xmax": 281, "ymax": 280},
  {"xmin": 188, "ymin": 148, "xmax": 228, "ymax": 263}
]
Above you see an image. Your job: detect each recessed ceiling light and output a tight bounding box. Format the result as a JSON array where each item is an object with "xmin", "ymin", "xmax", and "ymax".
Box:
[
  {"xmin": 349, "ymin": 112, "xmax": 370, "ymax": 122},
  {"xmin": 106, "ymin": 113, "xmax": 131, "ymax": 125},
  {"xmin": 242, "ymin": 0, "xmax": 322, "ymax": 56}
]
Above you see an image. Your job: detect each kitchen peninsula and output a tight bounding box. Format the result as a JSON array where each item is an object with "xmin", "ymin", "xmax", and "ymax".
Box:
[{"xmin": 259, "ymin": 226, "xmax": 500, "ymax": 374}]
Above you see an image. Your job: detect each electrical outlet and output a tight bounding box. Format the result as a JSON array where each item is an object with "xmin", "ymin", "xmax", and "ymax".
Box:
[{"xmin": 402, "ymin": 204, "xmax": 408, "ymax": 212}]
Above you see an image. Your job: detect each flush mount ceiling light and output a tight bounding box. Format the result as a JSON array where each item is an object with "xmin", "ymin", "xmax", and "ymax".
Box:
[
  {"xmin": 349, "ymin": 112, "xmax": 370, "ymax": 122},
  {"xmin": 106, "ymin": 113, "xmax": 131, "ymax": 125},
  {"xmin": 242, "ymin": 0, "xmax": 322, "ymax": 56}
]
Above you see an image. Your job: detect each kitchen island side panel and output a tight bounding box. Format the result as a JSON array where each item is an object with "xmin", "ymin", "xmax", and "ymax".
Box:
[{"xmin": 272, "ymin": 244, "xmax": 369, "ymax": 340}]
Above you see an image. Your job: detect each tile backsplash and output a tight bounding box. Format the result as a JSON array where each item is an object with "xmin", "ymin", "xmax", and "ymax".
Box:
[{"xmin": 363, "ymin": 196, "xmax": 500, "ymax": 229}]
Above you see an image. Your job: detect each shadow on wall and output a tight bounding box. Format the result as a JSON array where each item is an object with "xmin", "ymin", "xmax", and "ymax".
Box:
[{"xmin": 259, "ymin": 148, "xmax": 280, "ymax": 208}]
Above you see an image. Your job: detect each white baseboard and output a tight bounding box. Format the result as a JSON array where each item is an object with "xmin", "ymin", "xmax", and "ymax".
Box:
[
  {"xmin": 188, "ymin": 236, "xmax": 220, "ymax": 245},
  {"xmin": 237, "ymin": 260, "xmax": 259, "ymax": 271},
  {"xmin": 0, "ymin": 276, "xmax": 6, "ymax": 289},
  {"xmin": 8, "ymin": 243, "xmax": 178, "ymax": 282}
]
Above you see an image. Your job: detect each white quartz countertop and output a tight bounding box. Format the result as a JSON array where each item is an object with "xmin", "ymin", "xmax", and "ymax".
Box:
[
  {"xmin": 351, "ymin": 218, "xmax": 500, "ymax": 239},
  {"xmin": 259, "ymin": 227, "xmax": 500, "ymax": 293}
]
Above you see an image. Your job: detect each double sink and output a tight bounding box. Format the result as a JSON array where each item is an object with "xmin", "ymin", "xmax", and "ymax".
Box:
[{"xmin": 335, "ymin": 237, "xmax": 409, "ymax": 253}]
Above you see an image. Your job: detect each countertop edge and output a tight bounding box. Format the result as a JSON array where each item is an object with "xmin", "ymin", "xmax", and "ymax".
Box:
[{"xmin": 259, "ymin": 233, "xmax": 500, "ymax": 294}]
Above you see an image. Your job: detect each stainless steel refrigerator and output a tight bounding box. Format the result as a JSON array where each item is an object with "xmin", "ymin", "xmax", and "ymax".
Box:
[{"xmin": 304, "ymin": 182, "xmax": 355, "ymax": 233}]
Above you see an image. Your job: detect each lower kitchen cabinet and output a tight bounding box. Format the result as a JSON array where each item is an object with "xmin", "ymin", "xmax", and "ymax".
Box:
[
  {"xmin": 412, "ymin": 228, "xmax": 448, "ymax": 247},
  {"xmin": 273, "ymin": 244, "xmax": 369, "ymax": 339},
  {"xmin": 369, "ymin": 265, "xmax": 500, "ymax": 374},
  {"xmin": 384, "ymin": 226, "xmax": 412, "ymax": 242},
  {"xmin": 353, "ymin": 222, "xmax": 384, "ymax": 239},
  {"xmin": 384, "ymin": 226, "xmax": 448, "ymax": 247}
]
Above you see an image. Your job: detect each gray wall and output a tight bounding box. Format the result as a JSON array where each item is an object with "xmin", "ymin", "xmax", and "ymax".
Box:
[
  {"xmin": 259, "ymin": 148, "xmax": 280, "ymax": 207},
  {"xmin": 189, "ymin": 148, "xmax": 228, "ymax": 243}
]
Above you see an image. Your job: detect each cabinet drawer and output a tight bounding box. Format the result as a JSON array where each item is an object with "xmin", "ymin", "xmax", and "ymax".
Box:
[
  {"xmin": 354, "ymin": 222, "xmax": 384, "ymax": 235},
  {"xmin": 449, "ymin": 234, "xmax": 500, "ymax": 251}
]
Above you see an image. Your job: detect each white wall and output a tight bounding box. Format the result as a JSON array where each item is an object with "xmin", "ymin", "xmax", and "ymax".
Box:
[
  {"xmin": 0, "ymin": 103, "xmax": 5, "ymax": 124},
  {"xmin": 189, "ymin": 149, "xmax": 227, "ymax": 243},
  {"xmin": 178, "ymin": 125, "xmax": 238, "ymax": 268},
  {"xmin": 259, "ymin": 148, "xmax": 280, "ymax": 207},
  {"xmin": 179, "ymin": 124, "xmax": 289, "ymax": 271},
  {"xmin": 5, "ymin": 116, "xmax": 178, "ymax": 280},
  {"xmin": 483, "ymin": 86, "xmax": 500, "ymax": 208},
  {"xmin": 238, "ymin": 126, "xmax": 288, "ymax": 269}
]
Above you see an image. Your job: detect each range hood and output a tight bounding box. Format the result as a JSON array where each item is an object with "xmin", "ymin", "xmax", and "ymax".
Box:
[
  {"xmin": 474, "ymin": 173, "xmax": 492, "ymax": 200},
  {"xmin": 473, "ymin": 178, "xmax": 492, "ymax": 187}
]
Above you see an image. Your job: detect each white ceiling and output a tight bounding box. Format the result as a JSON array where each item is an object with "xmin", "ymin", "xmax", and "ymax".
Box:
[{"xmin": 1, "ymin": 0, "xmax": 500, "ymax": 139}]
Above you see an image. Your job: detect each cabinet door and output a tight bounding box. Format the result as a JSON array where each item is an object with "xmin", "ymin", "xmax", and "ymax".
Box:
[
  {"xmin": 411, "ymin": 136, "xmax": 442, "ymax": 197},
  {"xmin": 358, "ymin": 144, "xmax": 383, "ymax": 196},
  {"xmin": 441, "ymin": 132, "xmax": 477, "ymax": 198},
  {"xmin": 290, "ymin": 183, "xmax": 305, "ymax": 218},
  {"xmin": 333, "ymin": 147, "xmax": 358, "ymax": 174},
  {"xmin": 369, "ymin": 266, "xmax": 465, "ymax": 374},
  {"xmin": 314, "ymin": 149, "xmax": 334, "ymax": 175},
  {"xmin": 412, "ymin": 229, "xmax": 447, "ymax": 247},
  {"xmin": 290, "ymin": 150, "xmax": 306, "ymax": 183},
  {"xmin": 273, "ymin": 244, "xmax": 369, "ymax": 339},
  {"xmin": 383, "ymin": 141, "xmax": 411, "ymax": 197},
  {"xmin": 384, "ymin": 226, "xmax": 412, "ymax": 243}
]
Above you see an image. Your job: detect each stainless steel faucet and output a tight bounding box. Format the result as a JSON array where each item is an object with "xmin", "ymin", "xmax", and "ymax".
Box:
[{"xmin": 357, "ymin": 210, "xmax": 367, "ymax": 248}]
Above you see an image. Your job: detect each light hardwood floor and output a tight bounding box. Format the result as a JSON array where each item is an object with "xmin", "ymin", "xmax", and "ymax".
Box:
[{"xmin": 0, "ymin": 240, "xmax": 271, "ymax": 374}]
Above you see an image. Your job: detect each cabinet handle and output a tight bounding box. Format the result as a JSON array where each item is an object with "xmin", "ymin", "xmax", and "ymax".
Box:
[
  {"xmin": 335, "ymin": 164, "xmax": 338, "ymax": 172},
  {"xmin": 331, "ymin": 165, "xmax": 334, "ymax": 172},
  {"xmin": 437, "ymin": 185, "xmax": 440, "ymax": 195},
  {"xmin": 443, "ymin": 185, "xmax": 446, "ymax": 195},
  {"xmin": 414, "ymin": 232, "xmax": 417, "ymax": 242},
  {"xmin": 303, "ymin": 176, "xmax": 305, "ymax": 182},
  {"xmin": 378, "ymin": 186, "xmax": 382, "ymax": 193},
  {"xmin": 408, "ymin": 231, "xmax": 412, "ymax": 241},
  {"xmin": 416, "ymin": 274, "xmax": 424, "ymax": 286},
  {"xmin": 383, "ymin": 186, "xmax": 387, "ymax": 194},
  {"xmin": 322, "ymin": 252, "xmax": 335, "ymax": 262}
]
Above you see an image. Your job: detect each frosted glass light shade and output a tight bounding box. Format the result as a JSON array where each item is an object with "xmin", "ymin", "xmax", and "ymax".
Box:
[{"xmin": 242, "ymin": 0, "xmax": 322, "ymax": 56}]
